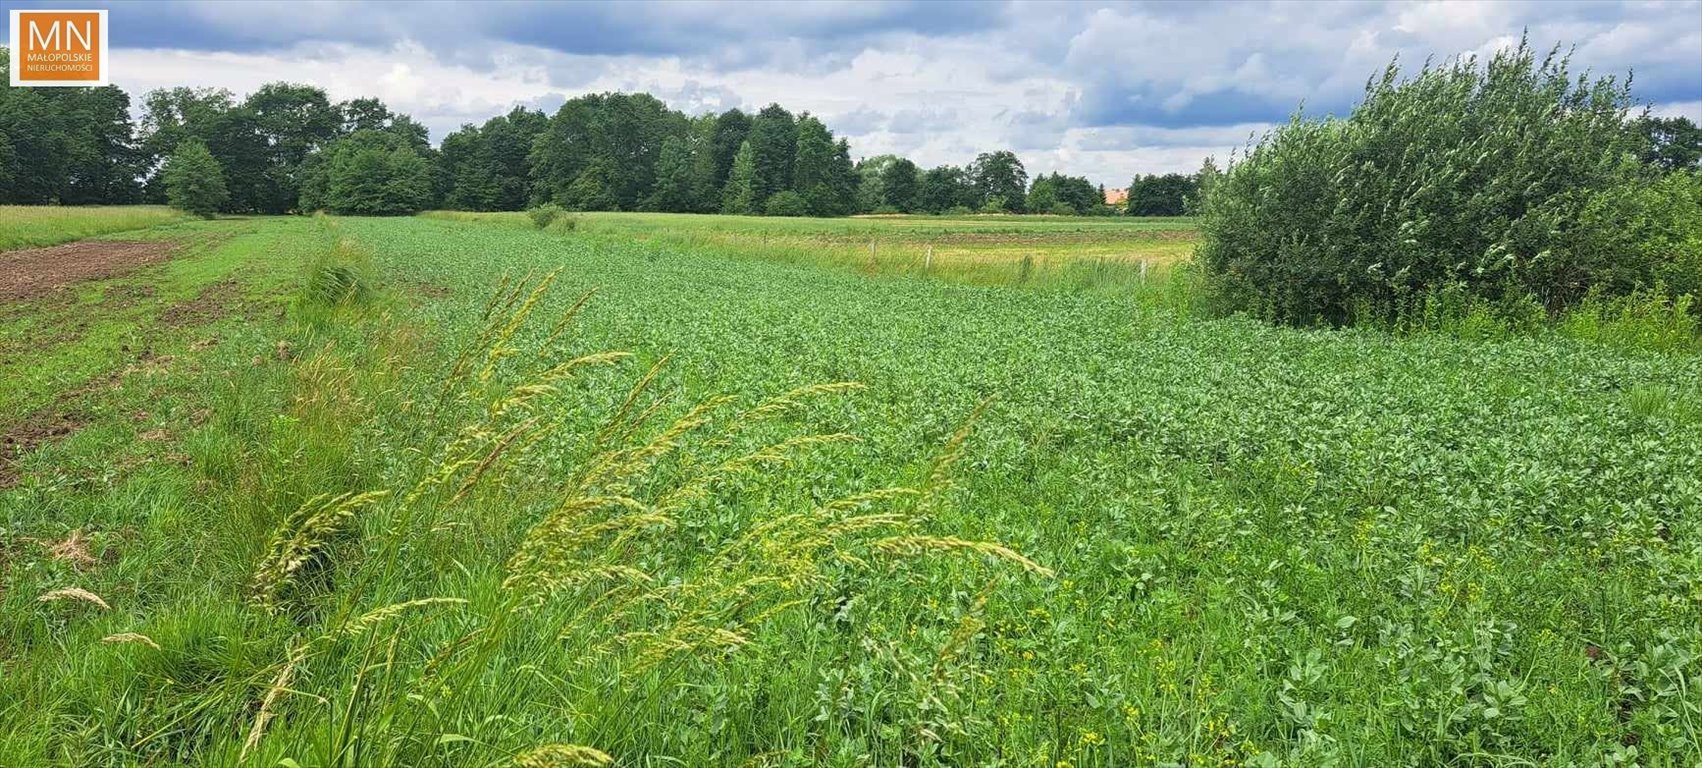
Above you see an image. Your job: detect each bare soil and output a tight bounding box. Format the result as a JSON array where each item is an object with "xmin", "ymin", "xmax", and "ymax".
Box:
[
  {"xmin": 0, "ymin": 240, "xmax": 179, "ymax": 302},
  {"xmin": 0, "ymin": 410, "xmax": 85, "ymax": 488}
]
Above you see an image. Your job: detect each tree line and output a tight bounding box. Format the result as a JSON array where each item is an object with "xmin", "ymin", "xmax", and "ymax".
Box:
[
  {"xmin": 1, "ymin": 46, "xmax": 1187, "ymax": 218},
  {"xmin": 3, "ymin": 45, "xmax": 1695, "ymax": 220}
]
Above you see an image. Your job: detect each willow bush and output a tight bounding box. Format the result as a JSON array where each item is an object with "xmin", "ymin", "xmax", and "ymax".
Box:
[{"xmin": 1200, "ymin": 41, "xmax": 1700, "ymax": 326}]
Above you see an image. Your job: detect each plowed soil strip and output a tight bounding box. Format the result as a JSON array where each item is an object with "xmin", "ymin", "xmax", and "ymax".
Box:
[{"xmin": 1, "ymin": 240, "xmax": 179, "ymax": 302}]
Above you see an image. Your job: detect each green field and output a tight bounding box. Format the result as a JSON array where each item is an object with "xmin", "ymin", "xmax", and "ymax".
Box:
[
  {"xmin": 424, "ymin": 211, "xmax": 1200, "ymax": 288},
  {"xmin": 0, "ymin": 206, "xmax": 194, "ymax": 251},
  {"xmin": 2, "ymin": 211, "xmax": 1699, "ymax": 766}
]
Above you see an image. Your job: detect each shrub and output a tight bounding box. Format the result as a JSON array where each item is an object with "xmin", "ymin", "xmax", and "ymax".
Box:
[
  {"xmin": 163, "ymin": 140, "xmax": 229, "ymax": 218},
  {"xmin": 527, "ymin": 203, "xmax": 564, "ymax": 229},
  {"xmin": 1199, "ymin": 41, "xmax": 1676, "ymax": 325},
  {"xmin": 764, "ymin": 190, "xmax": 810, "ymax": 217}
]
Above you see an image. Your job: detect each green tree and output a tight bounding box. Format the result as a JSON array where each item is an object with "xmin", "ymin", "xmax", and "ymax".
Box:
[
  {"xmin": 1633, "ymin": 115, "xmax": 1702, "ymax": 172},
  {"xmin": 1, "ymin": 48, "xmax": 141, "ymax": 204},
  {"xmin": 244, "ymin": 82, "xmax": 340, "ymax": 212},
  {"xmin": 163, "ymin": 139, "xmax": 228, "ymax": 216},
  {"xmin": 299, "ymin": 130, "xmax": 433, "ymax": 215},
  {"xmin": 721, "ymin": 140, "xmax": 757, "ymax": 214},
  {"xmin": 969, "ymin": 150, "xmax": 1027, "ymax": 212},
  {"xmin": 706, "ymin": 109, "xmax": 752, "ymax": 197},
  {"xmin": 648, "ymin": 134, "xmax": 698, "ymax": 212},
  {"xmin": 746, "ymin": 104, "xmax": 797, "ymax": 209},
  {"xmin": 853, "ymin": 154, "xmax": 900, "ymax": 213},
  {"xmin": 792, "ymin": 115, "xmax": 847, "ymax": 215},
  {"xmin": 529, "ymin": 92, "xmax": 686, "ymax": 211},
  {"xmin": 880, "ymin": 158, "xmax": 919, "ymax": 213},
  {"xmin": 1126, "ymin": 173, "xmax": 1197, "ymax": 216},
  {"xmin": 916, "ymin": 165, "xmax": 975, "ymax": 213}
]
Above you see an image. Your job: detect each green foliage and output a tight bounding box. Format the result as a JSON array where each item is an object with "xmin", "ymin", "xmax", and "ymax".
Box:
[
  {"xmin": 916, "ymin": 165, "xmax": 976, "ymax": 214},
  {"xmin": 298, "ymin": 130, "xmax": 434, "ymax": 216},
  {"xmin": 1126, "ymin": 172, "xmax": 1198, "ymax": 216},
  {"xmin": 969, "ymin": 150, "xmax": 1027, "ymax": 212},
  {"xmin": 646, "ymin": 135, "xmax": 699, "ymax": 213},
  {"xmin": 0, "ymin": 48, "xmax": 143, "ymax": 205},
  {"xmin": 745, "ymin": 104, "xmax": 797, "ymax": 208},
  {"xmin": 706, "ymin": 109, "xmax": 752, "ymax": 196},
  {"xmin": 1200, "ymin": 42, "xmax": 1679, "ymax": 325},
  {"xmin": 1027, "ymin": 172, "xmax": 1100, "ymax": 215},
  {"xmin": 163, "ymin": 139, "xmax": 229, "ymax": 217},
  {"xmin": 762, "ymin": 189, "xmax": 810, "ymax": 217},
  {"xmin": 880, "ymin": 157, "xmax": 920, "ymax": 213},
  {"xmin": 719, "ymin": 140, "xmax": 757, "ymax": 215},
  {"xmin": 1558, "ymin": 288, "xmax": 1699, "ymax": 352},
  {"xmin": 529, "ymin": 93, "xmax": 685, "ymax": 212},
  {"xmin": 440, "ymin": 107, "xmax": 548, "ymax": 212},
  {"xmin": 526, "ymin": 203, "xmax": 566, "ymax": 229},
  {"xmin": 1634, "ymin": 115, "xmax": 1702, "ymax": 172}
]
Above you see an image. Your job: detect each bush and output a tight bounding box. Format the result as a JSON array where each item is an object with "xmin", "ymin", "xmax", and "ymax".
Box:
[
  {"xmin": 527, "ymin": 203, "xmax": 564, "ymax": 229},
  {"xmin": 1199, "ymin": 41, "xmax": 1679, "ymax": 326},
  {"xmin": 764, "ymin": 191, "xmax": 810, "ymax": 217},
  {"xmin": 163, "ymin": 140, "xmax": 228, "ymax": 218}
]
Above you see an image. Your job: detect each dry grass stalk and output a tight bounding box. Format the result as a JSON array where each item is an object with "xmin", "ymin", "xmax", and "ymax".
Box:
[
  {"xmin": 513, "ymin": 744, "xmax": 614, "ymax": 767},
  {"xmin": 248, "ymin": 490, "xmax": 390, "ymax": 613},
  {"xmin": 101, "ymin": 633, "xmax": 161, "ymax": 650},
  {"xmin": 38, "ymin": 586, "xmax": 110, "ymax": 609}
]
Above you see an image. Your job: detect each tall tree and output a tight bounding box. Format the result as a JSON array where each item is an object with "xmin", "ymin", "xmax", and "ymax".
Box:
[
  {"xmin": 792, "ymin": 115, "xmax": 842, "ymax": 216},
  {"xmin": 1, "ymin": 49, "xmax": 141, "ymax": 204},
  {"xmin": 706, "ymin": 109, "xmax": 752, "ymax": 196},
  {"xmin": 244, "ymin": 82, "xmax": 340, "ymax": 212},
  {"xmin": 1633, "ymin": 115, "xmax": 1702, "ymax": 171},
  {"xmin": 1127, "ymin": 173, "xmax": 1197, "ymax": 216},
  {"xmin": 880, "ymin": 158, "xmax": 919, "ymax": 213},
  {"xmin": 721, "ymin": 140, "xmax": 757, "ymax": 214},
  {"xmin": 300, "ymin": 129, "xmax": 434, "ymax": 215},
  {"xmin": 916, "ymin": 165, "xmax": 972, "ymax": 213},
  {"xmin": 969, "ymin": 150, "xmax": 1027, "ymax": 212},
  {"xmin": 648, "ymin": 134, "xmax": 698, "ymax": 213},
  {"xmin": 439, "ymin": 107, "xmax": 547, "ymax": 211},
  {"xmin": 529, "ymin": 92, "xmax": 685, "ymax": 210},
  {"xmin": 746, "ymin": 104, "xmax": 797, "ymax": 209},
  {"xmin": 853, "ymin": 154, "xmax": 901, "ymax": 213}
]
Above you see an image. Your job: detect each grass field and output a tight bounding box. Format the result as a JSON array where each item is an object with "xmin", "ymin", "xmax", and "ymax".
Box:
[
  {"xmin": 2, "ymin": 210, "xmax": 1699, "ymax": 766},
  {"xmin": 0, "ymin": 206, "xmax": 194, "ymax": 251},
  {"xmin": 423, "ymin": 211, "xmax": 1199, "ymax": 288}
]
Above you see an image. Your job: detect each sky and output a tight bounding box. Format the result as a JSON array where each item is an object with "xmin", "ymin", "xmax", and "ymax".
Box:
[{"xmin": 5, "ymin": 0, "xmax": 1700, "ymax": 186}]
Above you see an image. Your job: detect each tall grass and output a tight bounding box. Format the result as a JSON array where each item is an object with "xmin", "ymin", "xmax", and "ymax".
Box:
[{"xmin": 0, "ymin": 205, "xmax": 192, "ymax": 250}]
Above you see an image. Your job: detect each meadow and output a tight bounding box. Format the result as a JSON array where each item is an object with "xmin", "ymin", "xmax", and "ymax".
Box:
[
  {"xmin": 0, "ymin": 206, "xmax": 193, "ymax": 251},
  {"xmin": 1, "ymin": 210, "xmax": 1698, "ymax": 767},
  {"xmin": 422, "ymin": 211, "xmax": 1199, "ymax": 288}
]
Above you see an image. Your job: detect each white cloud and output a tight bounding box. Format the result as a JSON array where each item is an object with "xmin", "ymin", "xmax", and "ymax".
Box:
[{"xmin": 84, "ymin": 0, "xmax": 1702, "ymax": 186}]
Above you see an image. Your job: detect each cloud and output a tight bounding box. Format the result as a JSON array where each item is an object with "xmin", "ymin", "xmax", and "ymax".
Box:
[{"xmin": 5, "ymin": 0, "xmax": 1697, "ymax": 185}]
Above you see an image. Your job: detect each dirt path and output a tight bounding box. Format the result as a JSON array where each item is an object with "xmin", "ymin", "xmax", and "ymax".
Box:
[{"xmin": 0, "ymin": 240, "xmax": 180, "ymax": 302}]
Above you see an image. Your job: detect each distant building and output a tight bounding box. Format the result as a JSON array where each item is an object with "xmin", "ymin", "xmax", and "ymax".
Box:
[{"xmin": 1104, "ymin": 187, "xmax": 1128, "ymax": 206}]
